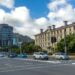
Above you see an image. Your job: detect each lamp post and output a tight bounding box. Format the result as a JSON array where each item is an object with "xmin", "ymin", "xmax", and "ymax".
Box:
[
  {"xmin": 64, "ymin": 21, "xmax": 67, "ymax": 55},
  {"xmin": 8, "ymin": 40, "xmax": 11, "ymax": 54},
  {"xmin": 18, "ymin": 42, "xmax": 22, "ymax": 54},
  {"xmin": 51, "ymin": 25, "xmax": 56, "ymax": 53},
  {"xmin": 48, "ymin": 26, "xmax": 51, "ymax": 52}
]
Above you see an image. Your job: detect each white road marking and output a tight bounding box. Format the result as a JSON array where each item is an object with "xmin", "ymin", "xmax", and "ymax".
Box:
[
  {"xmin": 0, "ymin": 62, "xmax": 75, "ymax": 73},
  {"xmin": 72, "ymin": 63, "xmax": 75, "ymax": 65},
  {"xmin": 0, "ymin": 63, "xmax": 49, "ymax": 70},
  {"xmin": 1, "ymin": 63, "xmax": 74, "ymax": 73},
  {"xmin": 5, "ymin": 63, "xmax": 12, "ymax": 67},
  {"xmin": 0, "ymin": 65, "xmax": 50, "ymax": 73},
  {"xmin": 14, "ymin": 58, "xmax": 61, "ymax": 64}
]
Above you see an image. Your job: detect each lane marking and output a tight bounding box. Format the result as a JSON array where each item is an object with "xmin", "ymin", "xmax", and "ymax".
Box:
[
  {"xmin": 14, "ymin": 58, "xmax": 61, "ymax": 64},
  {"xmin": 0, "ymin": 65, "xmax": 50, "ymax": 73},
  {"xmin": 0, "ymin": 63, "xmax": 49, "ymax": 70},
  {"xmin": 72, "ymin": 63, "xmax": 75, "ymax": 65},
  {"xmin": 0, "ymin": 62, "xmax": 75, "ymax": 73}
]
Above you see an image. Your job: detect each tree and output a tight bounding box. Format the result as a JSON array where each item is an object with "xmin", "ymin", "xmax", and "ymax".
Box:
[
  {"xmin": 56, "ymin": 34, "xmax": 75, "ymax": 53},
  {"xmin": 22, "ymin": 42, "xmax": 42, "ymax": 54},
  {"xmin": 11, "ymin": 45, "xmax": 20, "ymax": 54}
]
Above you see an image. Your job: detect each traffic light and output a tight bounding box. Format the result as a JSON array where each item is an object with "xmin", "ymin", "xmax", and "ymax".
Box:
[{"xmin": 51, "ymin": 37, "xmax": 56, "ymax": 43}]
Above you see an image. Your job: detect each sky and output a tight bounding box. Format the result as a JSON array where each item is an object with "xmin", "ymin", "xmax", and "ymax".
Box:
[{"xmin": 0, "ymin": 0, "xmax": 75, "ymax": 38}]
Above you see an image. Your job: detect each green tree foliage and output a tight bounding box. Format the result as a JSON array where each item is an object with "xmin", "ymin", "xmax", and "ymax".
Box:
[
  {"xmin": 11, "ymin": 45, "xmax": 20, "ymax": 54},
  {"xmin": 22, "ymin": 42, "xmax": 42, "ymax": 54},
  {"xmin": 56, "ymin": 34, "xmax": 75, "ymax": 53}
]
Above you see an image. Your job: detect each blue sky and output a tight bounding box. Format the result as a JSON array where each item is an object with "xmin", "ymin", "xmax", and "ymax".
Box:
[
  {"xmin": 0, "ymin": 0, "xmax": 75, "ymax": 19},
  {"xmin": 0, "ymin": 0, "xmax": 75, "ymax": 38},
  {"xmin": 15, "ymin": 0, "xmax": 50, "ymax": 19},
  {"xmin": 15, "ymin": 0, "xmax": 75, "ymax": 19}
]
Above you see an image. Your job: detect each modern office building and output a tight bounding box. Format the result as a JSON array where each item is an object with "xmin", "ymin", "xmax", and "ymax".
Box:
[
  {"xmin": 35, "ymin": 22, "xmax": 75, "ymax": 53},
  {"xmin": 13, "ymin": 33, "xmax": 34, "ymax": 46},
  {"xmin": 0, "ymin": 24, "xmax": 13, "ymax": 48}
]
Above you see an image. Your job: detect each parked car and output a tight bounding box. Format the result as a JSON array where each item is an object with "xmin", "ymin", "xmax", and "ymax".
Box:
[
  {"xmin": 0, "ymin": 53, "xmax": 4, "ymax": 57},
  {"xmin": 8, "ymin": 53, "xmax": 17, "ymax": 58},
  {"xmin": 33, "ymin": 52, "xmax": 49, "ymax": 60},
  {"xmin": 0, "ymin": 52, "xmax": 7, "ymax": 57},
  {"xmin": 17, "ymin": 53, "xmax": 27, "ymax": 58},
  {"xmin": 52, "ymin": 52, "xmax": 69, "ymax": 60}
]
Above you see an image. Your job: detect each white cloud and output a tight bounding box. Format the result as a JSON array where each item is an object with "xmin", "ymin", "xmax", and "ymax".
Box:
[
  {"xmin": 0, "ymin": 9, "xmax": 6, "ymax": 23},
  {"xmin": 3, "ymin": 6, "xmax": 51, "ymax": 38},
  {"xmin": 11, "ymin": 7, "xmax": 30, "ymax": 22},
  {"xmin": 0, "ymin": 0, "xmax": 14, "ymax": 9},
  {"xmin": 35, "ymin": 17, "xmax": 50, "ymax": 30},
  {"xmin": 47, "ymin": 0, "xmax": 75, "ymax": 27},
  {"xmin": 35, "ymin": 17, "xmax": 48, "ymax": 25},
  {"xmin": 0, "ymin": 0, "xmax": 75, "ymax": 38},
  {"xmin": 0, "ymin": 6, "xmax": 40, "ymax": 38},
  {"xmin": 48, "ymin": 0, "xmax": 67, "ymax": 12}
]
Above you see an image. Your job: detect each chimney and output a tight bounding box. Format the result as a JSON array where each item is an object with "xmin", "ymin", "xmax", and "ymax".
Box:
[
  {"xmin": 48, "ymin": 26, "xmax": 51, "ymax": 30},
  {"xmin": 40, "ymin": 29, "xmax": 43, "ymax": 33},
  {"xmin": 52, "ymin": 25, "xmax": 55, "ymax": 29},
  {"xmin": 64, "ymin": 21, "xmax": 68, "ymax": 26}
]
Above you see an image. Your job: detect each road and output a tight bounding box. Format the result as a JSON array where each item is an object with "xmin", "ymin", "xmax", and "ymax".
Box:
[{"xmin": 0, "ymin": 58, "xmax": 75, "ymax": 75}]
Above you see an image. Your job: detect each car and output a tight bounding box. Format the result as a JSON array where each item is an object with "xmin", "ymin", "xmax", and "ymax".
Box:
[
  {"xmin": 8, "ymin": 53, "xmax": 17, "ymax": 58},
  {"xmin": 17, "ymin": 53, "xmax": 27, "ymax": 58},
  {"xmin": 0, "ymin": 53, "xmax": 4, "ymax": 57},
  {"xmin": 0, "ymin": 52, "xmax": 8, "ymax": 57},
  {"xmin": 33, "ymin": 52, "xmax": 49, "ymax": 60},
  {"xmin": 52, "ymin": 52, "xmax": 69, "ymax": 60}
]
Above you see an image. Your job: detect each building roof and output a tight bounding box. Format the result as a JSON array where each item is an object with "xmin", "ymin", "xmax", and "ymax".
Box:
[
  {"xmin": 0, "ymin": 23, "xmax": 13, "ymax": 30},
  {"xmin": 35, "ymin": 23, "xmax": 75, "ymax": 36}
]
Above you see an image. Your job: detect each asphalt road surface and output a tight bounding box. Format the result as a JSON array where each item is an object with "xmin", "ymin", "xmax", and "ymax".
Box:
[{"xmin": 0, "ymin": 58, "xmax": 75, "ymax": 75}]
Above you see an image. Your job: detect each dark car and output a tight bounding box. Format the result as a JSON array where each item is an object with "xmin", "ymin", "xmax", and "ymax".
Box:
[
  {"xmin": 8, "ymin": 53, "xmax": 17, "ymax": 58},
  {"xmin": 17, "ymin": 53, "xmax": 27, "ymax": 58},
  {"xmin": 0, "ymin": 53, "xmax": 4, "ymax": 57}
]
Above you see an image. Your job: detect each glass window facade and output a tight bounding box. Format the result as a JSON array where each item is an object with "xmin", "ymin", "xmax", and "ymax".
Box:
[{"xmin": 0, "ymin": 24, "xmax": 13, "ymax": 47}]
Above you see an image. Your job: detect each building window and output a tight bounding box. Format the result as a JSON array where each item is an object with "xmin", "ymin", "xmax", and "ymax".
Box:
[
  {"xmin": 60, "ymin": 30, "xmax": 61, "ymax": 33},
  {"xmin": 57, "ymin": 30, "xmax": 59, "ymax": 34},
  {"xmin": 74, "ymin": 26, "xmax": 75, "ymax": 30},
  {"xmin": 60, "ymin": 35, "xmax": 62, "ymax": 39},
  {"xmin": 69, "ymin": 28, "xmax": 72, "ymax": 34},
  {"xmin": 69, "ymin": 28, "xmax": 71, "ymax": 31}
]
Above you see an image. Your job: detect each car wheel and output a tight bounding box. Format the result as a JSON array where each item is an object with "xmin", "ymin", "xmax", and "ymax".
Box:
[
  {"xmin": 46, "ymin": 58, "xmax": 49, "ymax": 60},
  {"xmin": 60, "ymin": 57, "xmax": 63, "ymax": 60},
  {"xmin": 33, "ymin": 56, "xmax": 36, "ymax": 59}
]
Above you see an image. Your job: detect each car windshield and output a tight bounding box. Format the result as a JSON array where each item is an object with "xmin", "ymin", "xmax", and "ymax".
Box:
[
  {"xmin": 55, "ymin": 53, "xmax": 65, "ymax": 55},
  {"xmin": 40, "ymin": 53, "xmax": 45, "ymax": 55},
  {"xmin": 34, "ymin": 52, "xmax": 46, "ymax": 55}
]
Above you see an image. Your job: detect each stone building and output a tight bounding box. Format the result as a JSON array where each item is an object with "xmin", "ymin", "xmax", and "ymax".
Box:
[{"xmin": 35, "ymin": 22, "xmax": 75, "ymax": 53}]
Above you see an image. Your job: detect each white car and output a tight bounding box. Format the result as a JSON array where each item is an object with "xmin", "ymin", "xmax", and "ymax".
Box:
[
  {"xmin": 52, "ymin": 52, "xmax": 69, "ymax": 60},
  {"xmin": 33, "ymin": 52, "xmax": 49, "ymax": 60}
]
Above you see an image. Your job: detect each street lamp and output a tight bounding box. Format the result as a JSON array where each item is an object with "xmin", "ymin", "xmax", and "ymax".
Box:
[
  {"xmin": 51, "ymin": 25, "xmax": 56, "ymax": 53},
  {"xmin": 18, "ymin": 42, "xmax": 22, "ymax": 54},
  {"xmin": 64, "ymin": 21, "xmax": 67, "ymax": 55},
  {"xmin": 8, "ymin": 40, "xmax": 12, "ymax": 54}
]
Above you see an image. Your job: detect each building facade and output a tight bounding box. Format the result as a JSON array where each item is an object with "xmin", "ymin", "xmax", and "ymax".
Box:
[
  {"xmin": 0, "ymin": 24, "xmax": 13, "ymax": 48},
  {"xmin": 13, "ymin": 33, "xmax": 33, "ymax": 46},
  {"xmin": 35, "ymin": 22, "xmax": 75, "ymax": 53}
]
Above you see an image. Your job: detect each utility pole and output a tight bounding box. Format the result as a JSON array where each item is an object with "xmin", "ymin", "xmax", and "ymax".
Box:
[
  {"xmin": 51, "ymin": 25, "xmax": 56, "ymax": 53},
  {"xmin": 18, "ymin": 42, "xmax": 22, "ymax": 54},
  {"xmin": 64, "ymin": 21, "xmax": 67, "ymax": 55}
]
